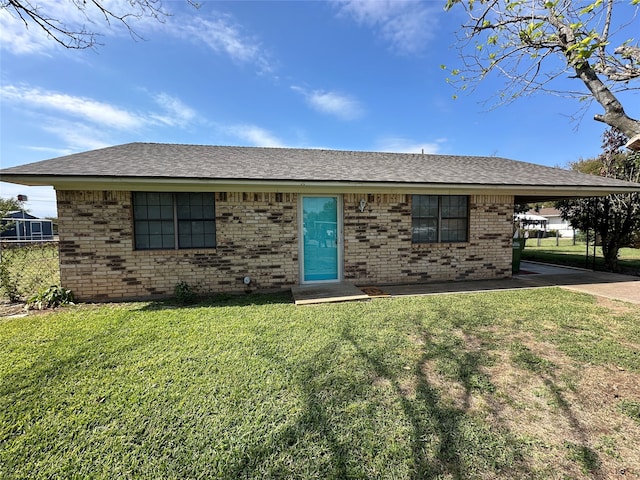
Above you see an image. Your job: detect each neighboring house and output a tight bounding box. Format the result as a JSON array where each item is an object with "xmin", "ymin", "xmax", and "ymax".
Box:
[
  {"xmin": 0, "ymin": 211, "xmax": 54, "ymax": 241},
  {"xmin": 530, "ymin": 207, "xmax": 575, "ymax": 237},
  {"xmin": 1, "ymin": 143, "xmax": 639, "ymax": 301},
  {"xmin": 514, "ymin": 213, "xmax": 548, "ymax": 235}
]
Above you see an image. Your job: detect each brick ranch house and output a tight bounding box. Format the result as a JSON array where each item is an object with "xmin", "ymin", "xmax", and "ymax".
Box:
[{"xmin": 2, "ymin": 143, "xmax": 639, "ymax": 301}]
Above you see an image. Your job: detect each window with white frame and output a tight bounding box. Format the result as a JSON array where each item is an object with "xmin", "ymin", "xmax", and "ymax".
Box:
[
  {"xmin": 411, "ymin": 195, "xmax": 468, "ymax": 243},
  {"xmin": 133, "ymin": 192, "xmax": 216, "ymax": 250}
]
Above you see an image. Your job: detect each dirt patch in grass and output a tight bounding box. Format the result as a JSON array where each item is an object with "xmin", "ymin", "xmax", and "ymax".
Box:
[
  {"xmin": 0, "ymin": 302, "xmax": 26, "ymax": 317},
  {"xmin": 596, "ymin": 296, "xmax": 637, "ymax": 314},
  {"xmin": 420, "ymin": 330, "xmax": 494, "ymax": 412},
  {"xmin": 371, "ymin": 376, "xmax": 391, "ymax": 389},
  {"xmin": 458, "ymin": 335, "xmax": 640, "ymax": 478}
]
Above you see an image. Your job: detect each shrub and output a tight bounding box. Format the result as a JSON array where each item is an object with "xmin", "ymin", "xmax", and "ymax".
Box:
[
  {"xmin": 575, "ymin": 231, "xmax": 587, "ymax": 242},
  {"xmin": 174, "ymin": 281, "xmax": 197, "ymax": 305},
  {"xmin": 27, "ymin": 285, "xmax": 74, "ymax": 310}
]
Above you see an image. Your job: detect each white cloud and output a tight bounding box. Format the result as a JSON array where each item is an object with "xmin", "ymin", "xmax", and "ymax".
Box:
[
  {"xmin": 0, "ymin": 6, "xmax": 54, "ymax": 55},
  {"xmin": 223, "ymin": 124, "xmax": 285, "ymax": 147},
  {"xmin": 1, "ymin": 84, "xmax": 200, "ymax": 132},
  {"xmin": 375, "ymin": 136, "xmax": 444, "ymax": 154},
  {"xmin": 176, "ymin": 15, "xmax": 273, "ymax": 74},
  {"xmin": 1, "ymin": 84, "xmax": 200, "ymax": 151},
  {"xmin": 43, "ymin": 121, "xmax": 113, "ymax": 152},
  {"xmin": 24, "ymin": 146, "xmax": 76, "ymax": 157},
  {"xmin": 1, "ymin": 85, "xmax": 145, "ymax": 130},
  {"xmin": 332, "ymin": 0, "xmax": 439, "ymax": 55},
  {"xmin": 292, "ymin": 86, "xmax": 363, "ymax": 120},
  {"xmin": 0, "ymin": 1, "xmax": 274, "ymax": 75},
  {"xmin": 150, "ymin": 93, "xmax": 198, "ymax": 128}
]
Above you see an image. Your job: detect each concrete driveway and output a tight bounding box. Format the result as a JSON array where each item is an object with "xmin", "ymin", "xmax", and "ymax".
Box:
[
  {"xmin": 515, "ymin": 261, "xmax": 640, "ymax": 305},
  {"xmin": 381, "ymin": 261, "xmax": 640, "ymax": 305},
  {"xmin": 292, "ymin": 261, "xmax": 640, "ymax": 305}
]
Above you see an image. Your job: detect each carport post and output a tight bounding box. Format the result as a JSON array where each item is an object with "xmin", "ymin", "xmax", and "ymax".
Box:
[
  {"xmin": 585, "ymin": 197, "xmax": 598, "ymax": 271},
  {"xmin": 592, "ymin": 198, "xmax": 598, "ymax": 271},
  {"xmin": 585, "ymin": 198, "xmax": 591, "ymax": 269}
]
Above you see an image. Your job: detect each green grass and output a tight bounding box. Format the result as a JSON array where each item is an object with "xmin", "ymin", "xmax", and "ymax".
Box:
[
  {"xmin": 2, "ymin": 289, "xmax": 640, "ymax": 479},
  {"xmin": 521, "ymin": 238, "xmax": 640, "ymax": 274},
  {"xmin": 564, "ymin": 442, "xmax": 601, "ymax": 475},
  {"xmin": 618, "ymin": 400, "xmax": 640, "ymax": 425}
]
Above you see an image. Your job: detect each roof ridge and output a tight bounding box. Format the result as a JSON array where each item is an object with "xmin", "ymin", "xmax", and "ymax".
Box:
[{"xmin": 96, "ymin": 142, "xmax": 527, "ymax": 162}]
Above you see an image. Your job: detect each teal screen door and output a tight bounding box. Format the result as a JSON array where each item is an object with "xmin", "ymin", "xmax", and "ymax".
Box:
[{"xmin": 302, "ymin": 196, "xmax": 339, "ymax": 282}]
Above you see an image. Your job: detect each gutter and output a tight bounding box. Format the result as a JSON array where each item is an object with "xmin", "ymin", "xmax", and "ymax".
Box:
[{"xmin": 1, "ymin": 174, "xmax": 639, "ymax": 198}]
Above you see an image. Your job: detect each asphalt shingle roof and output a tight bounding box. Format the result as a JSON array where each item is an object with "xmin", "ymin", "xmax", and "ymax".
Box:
[{"xmin": 1, "ymin": 142, "xmax": 639, "ymax": 189}]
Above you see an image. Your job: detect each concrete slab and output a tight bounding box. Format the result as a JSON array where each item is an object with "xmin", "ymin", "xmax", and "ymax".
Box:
[
  {"xmin": 378, "ymin": 262, "xmax": 640, "ymax": 305},
  {"xmin": 292, "ymin": 282, "xmax": 369, "ymax": 305},
  {"xmin": 516, "ymin": 262, "xmax": 640, "ymax": 304},
  {"xmin": 519, "ymin": 261, "xmax": 585, "ymax": 275},
  {"xmin": 382, "ymin": 278, "xmax": 527, "ymax": 297},
  {"xmin": 291, "ymin": 262, "xmax": 640, "ymax": 306}
]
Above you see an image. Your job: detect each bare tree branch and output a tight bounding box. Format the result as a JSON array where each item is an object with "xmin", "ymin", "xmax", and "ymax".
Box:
[
  {"xmin": 2, "ymin": 0, "xmax": 170, "ymax": 49},
  {"xmin": 446, "ymin": 0, "xmax": 640, "ymax": 142}
]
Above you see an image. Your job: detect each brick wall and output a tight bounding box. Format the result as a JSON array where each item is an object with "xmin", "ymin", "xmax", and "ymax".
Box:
[
  {"xmin": 57, "ymin": 190, "xmax": 513, "ymax": 300},
  {"xmin": 57, "ymin": 190, "xmax": 298, "ymax": 300},
  {"xmin": 343, "ymin": 193, "xmax": 513, "ymax": 284}
]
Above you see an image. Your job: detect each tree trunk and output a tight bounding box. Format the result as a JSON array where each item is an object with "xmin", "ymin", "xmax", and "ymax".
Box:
[
  {"xmin": 574, "ymin": 62, "xmax": 640, "ymax": 139},
  {"xmin": 601, "ymin": 237, "xmax": 620, "ymax": 272}
]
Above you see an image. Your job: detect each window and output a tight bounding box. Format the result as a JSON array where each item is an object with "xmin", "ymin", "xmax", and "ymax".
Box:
[
  {"xmin": 133, "ymin": 192, "xmax": 216, "ymax": 250},
  {"xmin": 412, "ymin": 195, "xmax": 468, "ymax": 243}
]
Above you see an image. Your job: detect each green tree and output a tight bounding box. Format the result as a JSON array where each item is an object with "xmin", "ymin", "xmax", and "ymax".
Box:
[
  {"xmin": 0, "ymin": 196, "xmax": 25, "ymax": 234},
  {"xmin": 0, "ymin": 196, "xmax": 22, "ymax": 214},
  {"xmin": 556, "ymin": 129, "xmax": 640, "ymax": 271},
  {"xmin": 445, "ymin": 0, "xmax": 640, "ymax": 143}
]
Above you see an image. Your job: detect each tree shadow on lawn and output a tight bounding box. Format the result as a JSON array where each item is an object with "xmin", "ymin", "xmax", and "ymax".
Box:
[
  {"xmin": 340, "ymin": 320, "xmax": 528, "ymax": 479},
  {"xmin": 216, "ymin": 337, "xmax": 356, "ymax": 479},
  {"xmin": 216, "ymin": 309, "xmax": 539, "ymax": 479},
  {"xmin": 2, "ymin": 294, "xmax": 608, "ymax": 478},
  {"xmin": 342, "ymin": 326, "xmax": 469, "ymax": 478},
  {"xmin": 512, "ymin": 342, "xmax": 605, "ymax": 478}
]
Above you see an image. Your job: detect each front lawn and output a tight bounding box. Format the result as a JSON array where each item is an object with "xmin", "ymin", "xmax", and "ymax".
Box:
[
  {"xmin": 521, "ymin": 238, "xmax": 640, "ymax": 274},
  {"xmin": 2, "ymin": 290, "xmax": 639, "ymax": 479}
]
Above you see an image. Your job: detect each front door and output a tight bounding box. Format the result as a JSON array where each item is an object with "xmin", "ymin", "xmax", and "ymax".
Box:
[{"xmin": 300, "ymin": 195, "xmax": 342, "ymax": 282}]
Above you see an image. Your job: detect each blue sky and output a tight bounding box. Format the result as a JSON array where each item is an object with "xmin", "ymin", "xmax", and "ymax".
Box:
[{"xmin": 1, "ymin": 0, "xmax": 638, "ymax": 218}]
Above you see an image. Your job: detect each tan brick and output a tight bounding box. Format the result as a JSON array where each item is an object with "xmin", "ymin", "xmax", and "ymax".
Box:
[{"xmin": 57, "ymin": 191, "xmax": 514, "ymax": 300}]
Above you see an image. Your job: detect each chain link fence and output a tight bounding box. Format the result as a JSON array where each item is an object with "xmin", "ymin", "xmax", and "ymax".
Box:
[{"xmin": 0, "ymin": 241, "xmax": 60, "ymax": 303}]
